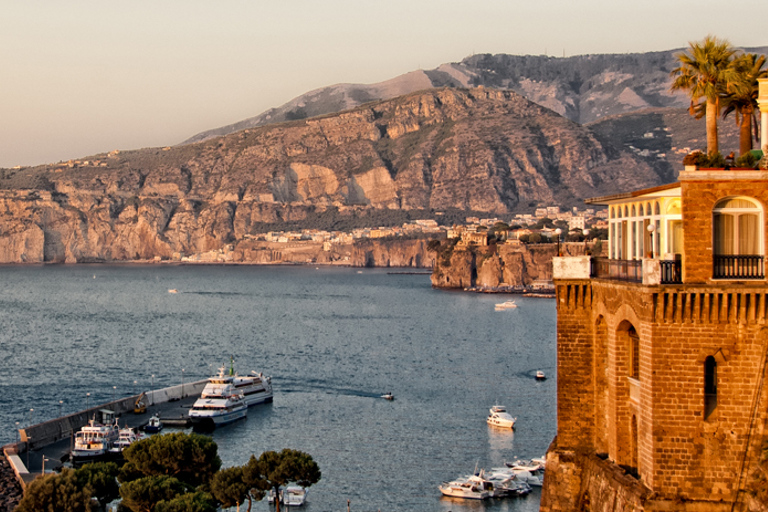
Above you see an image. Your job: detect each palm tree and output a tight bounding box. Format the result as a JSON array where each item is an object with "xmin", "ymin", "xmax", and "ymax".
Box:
[
  {"xmin": 721, "ymin": 53, "xmax": 768, "ymax": 156},
  {"xmin": 671, "ymin": 36, "xmax": 736, "ymax": 156}
]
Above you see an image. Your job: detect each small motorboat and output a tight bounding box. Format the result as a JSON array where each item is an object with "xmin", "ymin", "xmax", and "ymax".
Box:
[
  {"xmin": 168, "ymin": 289, "xmax": 178, "ymax": 294},
  {"xmin": 108, "ymin": 427, "xmax": 145, "ymax": 457},
  {"xmin": 487, "ymin": 405, "xmax": 516, "ymax": 429},
  {"xmin": 439, "ymin": 476, "xmax": 491, "ymax": 500},
  {"xmin": 381, "ymin": 392, "xmax": 394, "ymax": 401},
  {"xmin": 143, "ymin": 415, "xmax": 163, "ymax": 433},
  {"xmin": 283, "ymin": 486, "xmax": 308, "ymax": 506},
  {"xmin": 536, "ymin": 370, "xmax": 546, "ymax": 380},
  {"xmin": 494, "ymin": 300, "xmax": 517, "ymax": 310},
  {"xmin": 268, "ymin": 486, "xmax": 308, "ymax": 506}
]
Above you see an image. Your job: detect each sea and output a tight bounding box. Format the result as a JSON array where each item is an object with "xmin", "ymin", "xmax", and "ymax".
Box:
[{"xmin": 0, "ymin": 264, "xmax": 556, "ymax": 512}]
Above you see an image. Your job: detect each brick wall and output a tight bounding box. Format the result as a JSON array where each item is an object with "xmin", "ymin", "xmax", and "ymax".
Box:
[
  {"xmin": 680, "ymin": 176, "xmax": 768, "ymax": 284},
  {"xmin": 546, "ymin": 276, "xmax": 768, "ymax": 510}
]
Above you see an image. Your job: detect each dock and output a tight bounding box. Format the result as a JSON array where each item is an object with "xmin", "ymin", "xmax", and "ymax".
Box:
[{"xmin": 2, "ymin": 380, "xmax": 206, "ymax": 489}]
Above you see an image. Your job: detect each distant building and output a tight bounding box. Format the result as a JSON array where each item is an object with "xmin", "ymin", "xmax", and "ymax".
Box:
[{"xmin": 567, "ymin": 216, "xmax": 585, "ymax": 231}]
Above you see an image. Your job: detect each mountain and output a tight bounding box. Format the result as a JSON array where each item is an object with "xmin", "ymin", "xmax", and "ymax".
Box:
[
  {"xmin": 0, "ymin": 87, "xmax": 692, "ymax": 263},
  {"xmin": 182, "ymin": 46, "xmax": 768, "ymax": 144}
]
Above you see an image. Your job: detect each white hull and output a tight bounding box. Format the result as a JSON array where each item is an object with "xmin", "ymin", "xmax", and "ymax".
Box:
[
  {"xmin": 189, "ymin": 404, "xmax": 247, "ymax": 427},
  {"xmin": 439, "ymin": 484, "xmax": 490, "ymax": 500}
]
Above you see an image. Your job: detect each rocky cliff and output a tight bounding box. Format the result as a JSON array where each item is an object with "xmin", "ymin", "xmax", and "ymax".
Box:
[
  {"xmin": 431, "ymin": 241, "xmax": 591, "ymax": 290},
  {"xmin": 0, "ymin": 87, "xmax": 663, "ymax": 264},
  {"xmin": 183, "ymin": 47, "xmax": 767, "ymax": 144}
]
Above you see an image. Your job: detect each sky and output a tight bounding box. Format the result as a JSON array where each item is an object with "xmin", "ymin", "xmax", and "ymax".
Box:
[{"xmin": 1, "ymin": 0, "xmax": 765, "ymax": 169}]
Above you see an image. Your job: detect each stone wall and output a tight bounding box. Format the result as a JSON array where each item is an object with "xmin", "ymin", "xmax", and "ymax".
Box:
[{"xmin": 542, "ymin": 276, "xmax": 768, "ymax": 511}]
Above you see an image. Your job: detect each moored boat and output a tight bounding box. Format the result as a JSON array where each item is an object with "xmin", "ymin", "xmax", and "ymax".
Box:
[
  {"xmin": 486, "ymin": 405, "xmax": 516, "ymax": 428},
  {"xmin": 536, "ymin": 370, "xmax": 546, "ymax": 380},
  {"xmin": 202, "ymin": 358, "xmax": 273, "ymax": 408},
  {"xmin": 189, "ymin": 386, "xmax": 247, "ymax": 429},
  {"xmin": 439, "ymin": 475, "xmax": 492, "ymax": 500},
  {"xmin": 269, "ymin": 486, "xmax": 308, "ymax": 506},
  {"xmin": 108, "ymin": 427, "xmax": 145, "ymax": 457},
  {"xmin": 71, "ymin": 412, "xmax": 119, "ymax": 464},
  {"xmin": 143, "ymin": 414, "xmax": 163, "ymax": 433}
]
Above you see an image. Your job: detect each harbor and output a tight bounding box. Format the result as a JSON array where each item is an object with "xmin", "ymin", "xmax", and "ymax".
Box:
[
  {"xmin": 0, "ymin": 265, "xmax": 554, "ymax": 512},
  {"xmin": 3, "ymin": 380, "xmax": 206, "ymax": 488}
]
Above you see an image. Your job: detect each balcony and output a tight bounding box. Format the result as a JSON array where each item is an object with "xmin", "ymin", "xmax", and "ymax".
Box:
[
  {"xmin": 590, "ymin": 258, "xmax": 642, "ymax": 283},
  {"xmin": 588, "ymin": 258, "xmax": 682, "ymax": 285},
  {"xmin": 712, "ymin": 255, "xmax": 765, "ymax": 280}
]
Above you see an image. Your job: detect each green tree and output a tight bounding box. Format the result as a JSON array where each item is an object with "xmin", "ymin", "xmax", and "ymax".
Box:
[
  {"xmin": 76, "ymin": 461, "xmax": 120, "ymax": 511},
  {"xmin": 211, "ymin": 466, "xmax": 250, "ymax": 511},
  {"xmin": 154, "ymin": 490, "xmax": 217, "ymax": 512},
  {"xmin": 244, "ymin": 449, "xmax": 321, "ymax": 512},
  {"xmin": 119, "ymin": 475, "xmax": 187, "ymax": 512},
  {"xmin": 671, "ymin": 35, "xmax": 736, "ymax": 156},
  {"xmin": 121, "ymin": 432, "xmax": 222, "ymax": 488},
  {"xmin": 15, "ymin": 468, "xmax": 93, "ymax": 512},
  {"xmin": 722, "ymin": 52, "xmax": 768, "ymax": 156}
]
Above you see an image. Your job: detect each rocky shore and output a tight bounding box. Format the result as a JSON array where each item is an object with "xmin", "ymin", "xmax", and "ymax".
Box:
[{"xmin": 0, "ymin": 455, "xmax": 23, "ymax": 512}]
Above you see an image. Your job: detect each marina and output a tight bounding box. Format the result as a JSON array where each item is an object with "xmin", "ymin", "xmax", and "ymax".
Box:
[{"xmin": 0, "ymin": 265, "xmax": 555, "ymax": 512}]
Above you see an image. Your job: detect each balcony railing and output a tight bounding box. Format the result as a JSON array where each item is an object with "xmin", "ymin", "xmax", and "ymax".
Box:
[
  {"xmin": 590, "ymin": 258, "xmax": 642, "ymax": 283},
  {"xmin": 713, "ymin": 255, "xmax": 765, "ymax": 280},
  {"xmin": 660, "ymin": 260, "xmax": 682, "ymax": 284},
  {"xmin": 589, "ymin": 258, "xmax": 682, "ymax": 284}
]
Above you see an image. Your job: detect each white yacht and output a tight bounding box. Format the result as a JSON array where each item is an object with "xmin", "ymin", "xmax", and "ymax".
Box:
[
  {"xmin": 269, "ymin": 486, "xmax": 308, "ymax": 506},
  {"xmin": 505, "ymin": 460, "xmax": 545, "ymax": 486},
  {"xmin": 71, "ymin": 415, "xmax": 119, "ymax": 463},
  {"xmin": 108, "ymin": 427, "xmax": 145, "ymax": 456},
  {"xmin": 486, "ymin": 405, "xmax": 516, "ymax": 428},
  {"xmin": 439, "ymin": 475, "xmax": 492, "ymax": 500},
  {"xmin": 283, "ymin": 486, "xmax": 308, "ymax": 506},
  {"xmin": 494, "ymin": 300, "xmax": 517, "ymax": 310}
]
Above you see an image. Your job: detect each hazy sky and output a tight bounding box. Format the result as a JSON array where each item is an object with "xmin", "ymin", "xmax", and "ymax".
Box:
[{"xmin": 1, "ymin": 0, "xmax": 765, "ymax": 168}]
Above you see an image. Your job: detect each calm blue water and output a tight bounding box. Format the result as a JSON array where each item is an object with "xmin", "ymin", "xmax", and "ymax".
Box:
[{"xmin": 0, "ymin": 265, "xmax": 556, "ymax": 511}]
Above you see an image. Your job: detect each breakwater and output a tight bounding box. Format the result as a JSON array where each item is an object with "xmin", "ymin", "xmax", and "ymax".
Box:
[{"xmin": 1, "ymin": 378, "xmax": 207, "ymax": 503}]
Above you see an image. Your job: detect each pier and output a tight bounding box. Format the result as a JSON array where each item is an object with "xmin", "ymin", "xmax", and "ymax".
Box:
[{"xmin": 1, "ymin": 379, "xmax": 207, "ymax": 492}]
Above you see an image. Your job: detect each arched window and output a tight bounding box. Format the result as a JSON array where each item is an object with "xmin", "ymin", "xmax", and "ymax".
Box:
[
  {"xmin": 712, "ymin": 197, "xmax": 764, "ymax": 279},
  {"xmin": 610, "ymin": 207, "xmax": 615, "ymax": 219},
  {"xmin": 654, "ymin": 202, "xmax": 660, "ymax": 215},
  {"xmin": 629, "ymin": 327, "xmax": 640, "ymax": 379},
  {"xmin": 713, "ymin": 197, "xmax": 762, "ymax": 255},
  {"xmin": 704, "ymin": 356, "xmax": 717, "ymax": 419}
]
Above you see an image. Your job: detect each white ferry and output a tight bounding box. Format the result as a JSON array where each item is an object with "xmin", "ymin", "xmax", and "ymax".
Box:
[
  {"xmin": 189, "ymin": 359, "xmax": 271, "ymax": 428},
  {"xmin": 188, "ymin": 385, "xmax": 247, "ymax": 428}
]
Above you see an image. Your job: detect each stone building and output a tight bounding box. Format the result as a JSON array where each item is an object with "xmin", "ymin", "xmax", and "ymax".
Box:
[{"xmin": 542, "ymin": 166, "xmax": 768, "ymax": 511}]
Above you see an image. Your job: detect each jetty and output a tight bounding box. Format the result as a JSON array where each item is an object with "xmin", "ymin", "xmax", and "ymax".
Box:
[{"xmin": 1, "ymin": 379, "xmax": 207, "ymax": 494}]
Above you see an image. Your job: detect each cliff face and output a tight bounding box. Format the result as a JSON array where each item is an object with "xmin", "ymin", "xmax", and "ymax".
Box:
[
  {"xmin": 431, "ymin": 242, "xmax": 589, "ymax": 289},
  {"xmin": 0, "ymin": 88, "xmax": 660, "ymax": 264}
]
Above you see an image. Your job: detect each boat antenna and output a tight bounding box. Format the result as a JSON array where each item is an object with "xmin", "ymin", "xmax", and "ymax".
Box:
[{"xmin": 230, "ymin": 355, "xmax": 234, "ymax": 376}]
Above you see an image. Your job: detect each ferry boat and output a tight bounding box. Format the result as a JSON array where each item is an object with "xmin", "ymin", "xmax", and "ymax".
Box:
[
  {"xmin": 189, "ymin": 385, "xmax": 247, "ymax": 428},
  {"xmin": 202, "ymin": 358, "xmax": 273, "ymax": 407},
  {"xmin": 71, "ymin": 411, "xmax": 119, "ymax": 463},
  {"xmin": 190, "ymin": 359, "xmax": 273, "ymax": 428}
]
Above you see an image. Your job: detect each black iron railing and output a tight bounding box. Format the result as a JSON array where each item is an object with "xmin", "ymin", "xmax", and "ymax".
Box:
[
  {"xmin": 713, "ymin": 255, "xmax": 764, "ymax": 279},
  {"xmin": 590, "ymin": 258, "xmax": 642, "ymax": 283},
  {"xmin": 660, "ymin": 260, "xmax": 682, "ymax": 284}
]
